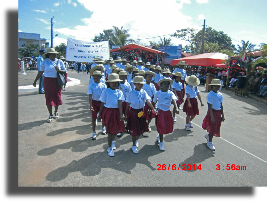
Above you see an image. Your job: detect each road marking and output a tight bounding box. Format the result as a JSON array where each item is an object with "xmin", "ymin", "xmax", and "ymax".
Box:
[{"xmin": 177, "ymin": 115, "xmax": 267, "ymax": 164}]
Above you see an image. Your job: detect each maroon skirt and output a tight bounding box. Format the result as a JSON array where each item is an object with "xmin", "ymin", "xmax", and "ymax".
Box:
[
  {"xmin": 92, "ymin": 100, "xmax": 101, "ymax": 119},
  {"xmin": 176, "ymin": 91, "xmax": 184, "ymax": 106},
  {"xmin": 65, "ymin": 73, "xmax": 68, "ymax": 83},
  {"xmin": 155, "ymin": 109, "xmax": 173, "ymax": 134},
  {"xmin": 127, "ymin": 107, "xmax": 148, "ymax": 136},
  {"xmin": 143, "ymin": 102, "xmax": 156, "ymax": 120},
  {"xmin": 43, "ymin": 77, "xmax": 63, "ymax": 106},
  {"xmin": 183, "ymin": 98, "xmax": 199, "ymax": 117},
  {"xmin": 154, "ymin": 83, "xmax": 160, "ymax": 91},
  {"xmin": 122, "ymin": 101, "xmax": 127, "ymax": 116},
  {"xmin": 102, "ymin": 107, "xmax": 125, "ymax": 135},
  {"xmin": 202, "ymin": 109, "xmax": 222, "ymax": 137},
  {"xmin": 181, "ymin": 80, "xmax": 185, "ymax": 98}
]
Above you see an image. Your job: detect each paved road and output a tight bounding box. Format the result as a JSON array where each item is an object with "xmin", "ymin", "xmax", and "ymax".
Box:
[{"xmin": 18, "ymin": 70, "xmax": 267, "ymax": 187}]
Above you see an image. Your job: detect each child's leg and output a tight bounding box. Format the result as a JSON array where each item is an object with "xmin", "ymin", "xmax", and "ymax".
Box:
[
  {"xmin": 190, "ymin": 115, "xmax": 196, "ymax": 121},
  {"xmin": 186, "ymin": 115, "xmax": 190, "ymax": 124},
  {"xmin": 172, "ymin": 108, "xmax": 175, "ymax": 118},
  {"xmin": 92, "ymin": 118, "xmax": 96, "ymax": 132},
  {"xmin": 132, "ymin": 135, "xmax": 140, "ymax": 146},
  {"xmin": 107, "ymin": 134, "xmax": 116, "ymax": 147},
  {"xmin": 209, "ymin": 134, "xmax": 213, "ymax": 142},
  {"xmin": 159, "ymin": 134, "xmax": 163, "ymax": 142}
]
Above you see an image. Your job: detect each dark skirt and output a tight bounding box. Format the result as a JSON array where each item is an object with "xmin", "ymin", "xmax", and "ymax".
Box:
[
  {"xmin": 102, "ymin": 107, "xmax": 125, "ymax": 135},
  {"xmin": 154, "ymin": 83, "xmax": 160, "ymax": 91},
  {"xmin": 183, "ymin": 98, "xmax": 199, "ymax": 117},
  {"xmin": 92, "ymin": 100, "xmax": 101, "ymax": 119},
  {"xmin": 202, "ymin": 109, "xmax": 222, "ymax": 137},
  {"xmin": 43, "ymin": 77, "xmax": 63, "ymax": 106},
  {"xmin": 176, "ymin": 91, "xmax": 184, "ymax": 106},
  {"xmin": 155, "ymin": 109, "xmax": 173, "ymax": 134},
  {"xmin": 127, "ymin": 107, "xmax": 148, "ymax": 136},
  {"xmin": 143, "ymin": 102, "xmax": 155, "ymax": 120}
]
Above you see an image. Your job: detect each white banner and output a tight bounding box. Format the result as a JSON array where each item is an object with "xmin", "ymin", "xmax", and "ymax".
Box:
[{"xmin": 65, "ymin": 38, "xmax": 110, "ymax": 62}]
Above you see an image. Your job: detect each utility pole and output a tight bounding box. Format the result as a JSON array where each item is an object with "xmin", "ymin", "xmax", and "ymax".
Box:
[
  {"xmin": 201, "ymin": 19, "xmax": 206, "ymax": 54},
  {"xmin": 51, "ymin": 16, "xmax": 54, "ymax": 48}
]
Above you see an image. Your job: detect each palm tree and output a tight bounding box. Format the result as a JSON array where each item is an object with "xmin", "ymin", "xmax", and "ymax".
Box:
[
  {"xmin": 236, "ymin": 40, "xmax": 255, "ymax": 55},
  {"xmin": 111, "ymin": 26, "xmax": 134, "ymax": 46}
]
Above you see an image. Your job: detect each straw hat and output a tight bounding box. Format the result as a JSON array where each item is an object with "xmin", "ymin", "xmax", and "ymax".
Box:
[
  {"xmin": 208, "ymin": 79, "xmax": 223, "ymax": 86},
  {"xmin": 162, "ymin": 69, "xmax": 172, "ymax": 74},
  {"xmin": 155, "ymin": 66, "xmax": 162, "ymax": 70},
  {"xmin": 138, "ymin": 70, "xmax": 145, "ymax": 76},
  {"xmin": 106, "ymin": 73, "xmax": 122, "ymax": 82},
  {"xmin": 158, "ymin": 77, "xmax": 173, "ymax": 86},
  {"xmin": 177, "ymin": 61, "xmax": 188, "ymax": 66},
  {"xmin": 96, "ymin": 60, "xmax": 104, "ymax": 64},
  {"xmin": 172, "ymin": 72, "xmax": 182, "ymax": 77},
  {"xmin": 150, "ymin": 65, "xmax": 155, "ymax": 69},
  {"xmin": 91, "ymin": 70, "xmax": 102, "ymax": 76},
  {"xmin": 110, "ymin": 65, "xmax": 119, "ymax": 70},
  {"xmin": 109, "ymin": 60, "xmax": 115, "ymax": 64},
  {"xmin": 185, "ymin": 75, "xmax": 200, "ymax": 86},
  {"xmin": 138, "ymin": 59, "xmax": 143, "ymax": 63},
  {"xmin": 90, "ymin": 64, "xmax": 104, "ymax": 75},
  {"xmin": 93, "ymin": 57, "xmax": 100, "ymax": 61},
  {"xmin": 119, "ymin": 71, "xmax": 129, "ymax": 76},
  {"xmin": 132, "ymin": 60, "xmax": 137, "ymax": 64},
  {"xmin": 145, "ymin": 62, "xmax": 151, "ymax": 66},
  {"xmin": 125, "ymin": 65, "xmax": 134, "ymax": 72},
  {"xmin": 132, "ymin": 76, "xmax": 146, "ymax": 84},
  {"xmin": 108, "ymin": 57, "xmax": 113, "ymax": 61},
  {"xmin": 46, "ymin": 48, "xmax": 58, "ymax": 54},
  {"xmin": 115, "ymin": 57, "xmax": 122, "ymax": 62},
  {"xmin": 132, "ymin": 67, "xmax": 139, "ymax": 72},
  {"xmin": 60, "ymin": 56, "xmax": 65, "ymax": 60},
  {"xmin": 114, "ymin": 68, "xmax": 124, "ymax": 74},
  {"xmin": 145, "ymin": 71, "xmax": 155, "ymax": 77},
  {"xmin": 121, "ymin": 59, "xmax": 127, "ymax": 62}
]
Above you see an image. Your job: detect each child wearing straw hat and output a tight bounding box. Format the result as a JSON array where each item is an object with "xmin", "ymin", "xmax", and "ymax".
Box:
[
  {"xmin": 137, "ymin": 59, "xmax": 145, "ymax": 71},
  {"xmin": 202, "ymin": 79, "xmax": 225, "ymax": 151},
  {"xmin": 172, "ymin": 72, "xmax": 184, "ymax": 122},
  {"xmin": 130, "ymin": 67, "xmax": 139, "ymax": 90},
  {"xmin": 174, "ymin": 61, "xmax": 188, "ymax": 99},
  {"xmin": 153, "ymin": 66, "xmax": 162, "ymax": 91},
  {"xmin": 89, "ymin": 64, "xmax": 106, "ymax": 86},
  {"xmin": 183, "ymin": 75, "xmax": 204, "ymax": 131},
  {"xmin": 125, "ymin": 64, "xmax": 133, "ymax": 84},
  {"xmin": 125, "ymin": 76, "xmax": 157, "ymax": 154},
  {"xmin": 87, "ymin": 70, "xmax": 107, "ymax": 140},
  {"xmin": 118, "ymin": 71, "xmax": 132, "ymax": 136},
  {"xmin": 142, "ymin": 71, "xmax": 157, "ymax": 132},
  {"xmin": 98, "ymin": 73, "xmax": 125, "ymax": 157},
  {"xmin": 153, "ymin": 78, "xmax": 179, "ymax": 151}
]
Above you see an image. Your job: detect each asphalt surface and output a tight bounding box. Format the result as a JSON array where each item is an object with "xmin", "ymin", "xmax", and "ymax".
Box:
[{"xmin": 18, "ymin": 70, "xmax": 267, "ymax": 187}]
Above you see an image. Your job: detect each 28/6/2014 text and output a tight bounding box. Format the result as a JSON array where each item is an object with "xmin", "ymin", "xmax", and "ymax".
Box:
[{"xmin": 157, "ymin": 164, "xmax": 202, "ymax": 171}]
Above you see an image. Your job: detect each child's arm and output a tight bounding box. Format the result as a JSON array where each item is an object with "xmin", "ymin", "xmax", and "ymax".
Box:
[
  {"xmin": 89, "ymin": 94, "xmax": 94, "ymax": 111},
  {"xmin": 146, "ymin": 100, "xmax": 157, "ymax": 115},
  {"xmin": 208, "ymin": 103, "xmax": 215, "ymax": 123},
  {"xmin": 173, "ymin": 88, "xmax": 178, "ymax": 97},
  {"xmin": 221, "ymin": 103, "xmax": 225, "ymax": 122},
  {"xmin": 197, "ymin": 92, "xmax": 204, "ymax": 106},
  {"xmin": 118, "ymin": 100, "xmax": 124, "ymax": 121},
  {"xmin": 97, "ymin": 102, "xmax": 104, "ymax": 120},
  {"xmin": 172, "ymin": 99, "xmax": 179, "ymax": 114},
  {"xmin": 186, "ymin": 93, "xmax": 192, "ymax": 108},
  {"xmin": 124, "ymin": 103, "xmax": 130, "ymax": 121}
]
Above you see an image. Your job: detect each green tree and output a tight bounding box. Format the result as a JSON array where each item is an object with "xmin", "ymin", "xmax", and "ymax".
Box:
[
  {"xmin": 149, "ymin": 37, "xmax": 173, "ymax": 50},
  {"xmin": 236, "ymin": 40, "xmax": 255, "ymax": 56},
  {"xmin": 18, "ymin": 44, "xmax": 39, "ymax": 58},
  {"xmin": 55, "ymin": 43, "xmax": 67, "ymax": 57}
]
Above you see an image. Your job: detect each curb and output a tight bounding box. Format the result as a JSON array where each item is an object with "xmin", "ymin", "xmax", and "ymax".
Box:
[{"xmin": 18, "ymin": 77, "xmax": 81, "ymax": 93}]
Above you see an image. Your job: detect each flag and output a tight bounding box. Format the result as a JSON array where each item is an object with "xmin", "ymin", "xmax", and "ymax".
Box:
[{"xmin": 242, "ymin": 52, "xmax": 247, "ymax": 62}]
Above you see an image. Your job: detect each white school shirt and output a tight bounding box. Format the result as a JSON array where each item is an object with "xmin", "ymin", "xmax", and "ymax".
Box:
[
  {"xmin": 185, "ymin": 85, "xmax": 200, "ymax": 98},
  {"xmin": 126, "ymin": 89, "xmax": 151, "ymax": 109},
  {"xmin": 137, "ymin": 65, "xmax": 145, "ymax": 71},
  {"xmin": 87, "ymin": 82, "xmax": 107, "ymax": 101},
  {"xmin": 99, "ymin": 88, "xmax": 125, "ymax": 108},
  {"xmin": 142, "ymin": 83, "xmax": 157, "ymax": 101},
  {"xmin": 206, "ymin": 91, "xmax": 223, "ymax": 110},
  {"xmin": 172, "ymin": 81, "xmax": 183, "ymax": 91},
  {"xmin": 127, "ymin": 72, "xmax": 133, "ymax": 84},
  {"xmin": 89, "ymin": 75, "xmax": 106, "ymax": 86},
  {"xmin": 119, "ymin": 81, "xmax": 132, "ymax": 102},
  {"xmin": 115, "ymin": 63, "xmax": 122, "ymax": 68},
  {"xmin": 173, "ymin": 68, "xmax": 187, "ymax": 80},
  {"xmin": 40, "ymin": 59, "xmax": 65, "ymax": 78},
  {"xmin": 153, "ymin": 90, "xmax": 177, "ymax": 111},
  {"xmin": 120, "ymin": 64, "xmax": 126, "ymax": 70}
]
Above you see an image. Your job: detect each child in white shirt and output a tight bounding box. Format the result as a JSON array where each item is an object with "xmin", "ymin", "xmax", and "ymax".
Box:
[
  {"xmin": 87, "ymin": 70, "xmax": 107, "ymax": 140},
  {"xmin": 183, "ymin": 75, "xmax": 204, "ymax": 131},
  {"xmin": 202, "ymin": 79, "xmax": 225, "ymax": 151},
  {"xmin": 98, "ymin": 73, "xmax": 125, "ymax": 157},
  {"xmin": 171, "ymin": 72, "xmax": 184, "ymax": 122},
  {"xmin": 125, "ymin": 76, "xmax": 156, "ymax": 154},
  {"xmin": 153, "ymin": 78, "xmax": 179, "ymax": 151}
]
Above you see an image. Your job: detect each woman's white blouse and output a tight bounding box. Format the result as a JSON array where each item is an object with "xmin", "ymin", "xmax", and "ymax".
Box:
[
  {"xmin": 40, "ymin": 59, "xmax": 65, "ymax": 78},
  {"xmin": 126, "ymin": 89, "xmax": 150, "ymax": 109},
  {"xmin": 99, "ymin": 88, "xmax": 125, "ymax": 108}
]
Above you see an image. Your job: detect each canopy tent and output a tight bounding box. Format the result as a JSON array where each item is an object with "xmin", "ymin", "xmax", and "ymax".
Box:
[
  {"xmin": 110, "ymin": 43, "xmax": 166, "ymax": 54},
  {"xmin": 170, "ymin": 52, "xmax": 228, "ymax": 66},
  {"xmin": 213, "ymin": 64, "xmax": 227, "ymax": 68}
]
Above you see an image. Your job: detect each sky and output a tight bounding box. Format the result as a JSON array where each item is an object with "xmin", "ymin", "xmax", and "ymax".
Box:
[{"xmin": 18, "ymin": 0, "xmax": 267, "ymax": 50}]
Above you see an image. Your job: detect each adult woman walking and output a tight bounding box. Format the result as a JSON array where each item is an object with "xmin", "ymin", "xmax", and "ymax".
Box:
[{"xmin": 33, "ymin": 48, "xmax": 66, "ymax": 123}]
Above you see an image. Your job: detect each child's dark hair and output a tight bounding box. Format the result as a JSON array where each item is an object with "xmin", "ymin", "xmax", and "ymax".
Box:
[{"xmin": 160, "ymin": 81, "xmax": 170, "ymax": 87}]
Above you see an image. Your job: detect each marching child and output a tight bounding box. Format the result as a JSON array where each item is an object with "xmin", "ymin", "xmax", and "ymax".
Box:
[
  {"xmin": 202, "ymin": 79, "xmax": 225, "ymax": 151},
  {"xmin": 125, "ymin": 64, "xmax": 133, "ymax": 84},
  {"xmin": 171, "ymin": 72, "xmax": 184, "ymax": 122},
  {"xmin": 142, "ymin": 71, "xmax": 157, "ymax": 132},
  {"xmin": 125, "ymin": 76, "xmax": 157, "ymax": 154},
  {"xmin": 153, "ymin": 78, "xmax": 179, "ymax": 151},
  {"xmin": 153, "ymin": 65, "xmax": 162, "ymax": 91},
  {"xmin": 87, "ymin": 70, "xmax": 107, "ymax": 140},
  {"xmin": 130, "ymin": 67, "xmax": 139, "ymax": 90},
  {"xmin": 118, "ymin": 71, "xmax": 132, "ymax": 136},
  {"xmin": 183, "ymin": 75, "xmax": 204, "ymax": 131},
  {"xmin": 98, "ymin": 73, "xmax": 125, "ymax": 157}
]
